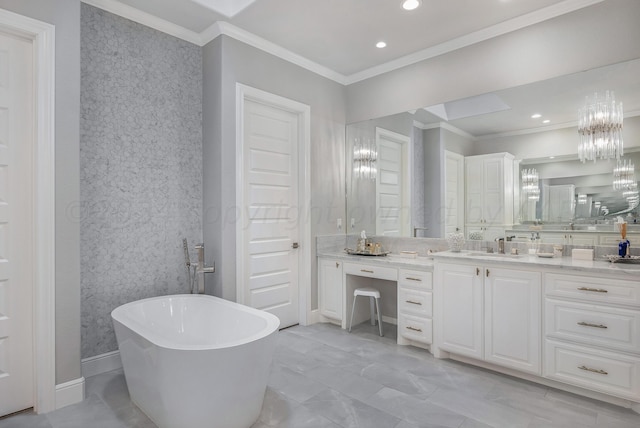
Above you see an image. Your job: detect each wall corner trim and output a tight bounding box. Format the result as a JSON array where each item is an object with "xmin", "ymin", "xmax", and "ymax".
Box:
[{"xmin": 55, "ymin": 377, "xmax": 85, "ymax": 410}]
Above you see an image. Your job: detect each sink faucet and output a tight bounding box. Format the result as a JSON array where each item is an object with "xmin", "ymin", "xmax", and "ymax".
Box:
[
  {"xmin": 195, "ymin": 243, "xmax": 215, "ymax": 294},
  {"xmin": 496, "ymin": 237, "xmax": 505, "ymax": 254}
]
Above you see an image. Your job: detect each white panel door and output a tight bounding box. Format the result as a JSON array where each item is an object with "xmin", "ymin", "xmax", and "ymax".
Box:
[
  {"xmin": 0, "ymin": 32, "xmax": 34, "ymax": 417},
  {"xmin": 376, "ymin": 128, "xmax": 410, "ymax": 236},
  {"xmin": 443, "ymin": 151, "xmax": 464, "ymax": 236},
  {"xmin": 242, "ymin": 98, "xmax": 299, "ymax": 328}
]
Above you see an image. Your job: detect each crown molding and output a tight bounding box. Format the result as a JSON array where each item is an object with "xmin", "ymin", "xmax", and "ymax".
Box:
[
  {"xmin": 82, "ymin": 0, "xmax": 602, "ymax": 86},
  {"xmin": 209, "ymin": 22, "xmax": 348, "ymax": 84},
  {"xmin": 82, "ymin": 0, "xmax": 203, "ymax": 44},
  {"xmin": 344, "ymin": 0, "xmax": 604, "ymax": 84},
  {"xmin": 414, "ymin": 121, "xmax": 477, "ymax": 140}
]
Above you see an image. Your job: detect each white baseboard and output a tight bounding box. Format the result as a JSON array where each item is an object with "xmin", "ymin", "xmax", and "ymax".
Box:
[
  {"xmin": 81, "ymin": 350, "xmax": 122, "ymax": 378},
  {"xmin": 55, "ymin": 377, "xmax": 85, "ymax": 409}
]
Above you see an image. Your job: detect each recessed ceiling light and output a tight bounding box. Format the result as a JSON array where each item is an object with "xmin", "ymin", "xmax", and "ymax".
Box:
[
  {"xmin": 549, "ymin": 156, "xmax": 555, "ymax": 159},
  {"xmin": 376, "ymin": 41, "xmax": 387, "ymax": 48},
  {"xmin": 531, "ymin": 113, "xmax": 541, "ymax": 119},
  {"xmin": 402, "ymin": 0, "xmax": 421, "ymax": 11},
  {"xmin": 542, "ymin": 119, "xmax": 551, "ymax": 124}
]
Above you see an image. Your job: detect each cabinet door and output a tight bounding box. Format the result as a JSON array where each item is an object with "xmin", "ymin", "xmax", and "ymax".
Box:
[
  {"xmin": 435, "ymin": 262, "xmax": 483, "ymax": 359},
  {"xmin": 465, "ymin": 158, "xmax": 484, "ymax": 225},
  {"xmin": 319, "ymin": 259, "xmax": 343, "ymax": 321},
  {"xmin": 485, "ymin": 268, "xmax": 541, "ymax": 374},
  {"xmin": 482, "ymin": 157, "xmax": 505, "ymax": 226}
]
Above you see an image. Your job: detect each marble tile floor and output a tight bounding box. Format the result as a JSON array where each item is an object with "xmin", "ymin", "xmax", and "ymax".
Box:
[{"xmin": 2, "ymin": 322, "xmax": 640, "ymax": 428}]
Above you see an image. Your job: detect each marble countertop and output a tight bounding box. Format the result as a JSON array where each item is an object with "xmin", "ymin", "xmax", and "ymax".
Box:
[
  {"xmin": 432, "ymin": 250, "xmax": 640, "ymax": 278},
  {"xmin": 506, "ymin": 228, "xmax": 639, "ymax": 234},
  {"xmin": 318, "ymin": 251, "xmax": 435, "ymax": 270},
  {"xmin": 318, "ymin": 249, "xmax": 640, "ymax": 278}
]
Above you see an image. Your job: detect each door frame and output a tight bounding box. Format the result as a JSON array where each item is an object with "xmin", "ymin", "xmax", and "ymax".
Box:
[
  {"xmin": 442, "ymin": 150, "xmax": 465, "ymax": 237},
  {"xmin": 375, "ymin": 127, "xmax": 411, "ymax": 236},
  {"xmin": 235, "ymin": 83, "xmax": 311, "ymax": 325},
  {"xmin": 0, "ymin": 8, "xmax": 56, "ymax": 413}
]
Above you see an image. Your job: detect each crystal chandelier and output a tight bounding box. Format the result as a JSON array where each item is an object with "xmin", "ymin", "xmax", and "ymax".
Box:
[
  {"xmin": 521, "ymin": 168, "xmax": 539, "ymax": 201},
  {"xmin": 353, "ymin": 138, "xmax": 377, "ymax": 180},
  {"xmin": 577, "ymin": 91, "xmax": 624, "ymax": 163},
  {"xmin": 613, "ymin": 159, "xmax": 635, "ymax": 190}
]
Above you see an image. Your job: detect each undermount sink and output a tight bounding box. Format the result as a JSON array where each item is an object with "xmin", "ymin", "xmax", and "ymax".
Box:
[{"xmin": 465, "ymin": 252, "xmax": 521, "ymax": 259}]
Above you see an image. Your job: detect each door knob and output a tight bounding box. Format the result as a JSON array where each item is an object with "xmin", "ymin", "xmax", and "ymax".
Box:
[{"xmin": 292, "ymin": 242, "xmax": 299, "ymax": 249}]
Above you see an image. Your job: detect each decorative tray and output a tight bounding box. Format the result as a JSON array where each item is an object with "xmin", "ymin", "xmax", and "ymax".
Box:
[
  {"xmin": 345, "ymin": 248, "xmax": 390, "ymax": 257},
  {"xmin": 603, "ymin": 255, "xmax": 640, "ymax": 264}
]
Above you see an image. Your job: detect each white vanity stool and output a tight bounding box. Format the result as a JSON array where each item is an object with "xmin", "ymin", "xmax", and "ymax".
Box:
[{"xmin": 348, "ymin": 287, "xmax": 383, "ymax": 336}]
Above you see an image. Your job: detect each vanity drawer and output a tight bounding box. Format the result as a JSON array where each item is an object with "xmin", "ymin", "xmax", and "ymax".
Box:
[
  {"xmin": 399, "ymin": 314, "xmax": 432, "ymax": 345},
  {"xmin": 545, "ymin": 299, "xmax": 640, "ymax": 353},
  {"xmin": 545, "ymin": 273, "xmax": 640, "ymax": 307},
  {"xmin": 544, "ymin": 340, "xmax": 640, "ymax": 400},
  {"xmin": 399, "ymin": 287, "xmax": 432, "ymax": 317},
  {"xmin": 398, "ymin": 269, "xmax": 432, "ymax": 290},
  {"xmin": 343, "ymin": 263, "xmax": 397, "ymax": 281}
]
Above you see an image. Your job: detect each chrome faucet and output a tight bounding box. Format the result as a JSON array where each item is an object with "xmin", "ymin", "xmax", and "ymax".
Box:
[{"xmin": 195, "ymin": 243, "xmax": 215, "ymax": 294}]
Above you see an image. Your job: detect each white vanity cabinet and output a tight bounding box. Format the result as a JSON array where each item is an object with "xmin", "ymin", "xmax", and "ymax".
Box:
[
  {"xmin": 434, "ymin": 261, "xmax": 542, "ymax": 374},
  {"xmin": 318, "ymin": 258, "xmax": 343, "ymax": 322},
  {"xmin": 544, "ymin": 272, "xmax": 640, "ymax": 401},
  {"xmin": 465, "ymin": 153, "xmax": 514, "ymax": 239},
  {"xmin": 397, "ymin": 268, "xmax": 433, "ymax": 348},
  {"xmin": 538, "ymin": 232, "xmax": 598, "ymax": 246}
]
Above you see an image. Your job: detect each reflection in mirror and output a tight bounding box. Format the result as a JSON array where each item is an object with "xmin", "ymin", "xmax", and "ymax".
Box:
[
  {"xmin": 519, "ymin": 150, "xmax": 640, "ymax": 223},
  {"xmin": 345, "ymin": 58, "xmax": 640, "ymax": 238},
  {"xmin": 346, "ymin": 113, "xmax": 416, "ymax": 237}
]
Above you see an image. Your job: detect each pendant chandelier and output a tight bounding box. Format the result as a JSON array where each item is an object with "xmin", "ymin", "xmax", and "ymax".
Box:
[
  {"xmin": 613, "ymin": 159, "xmax": 635, "ymax": 190},
  {"xmin": 353, "ymin": 138, "xmax": 377, "ymax": 180},
  {"xmin": 577, "ymin": 91, "xmax": 624, "ymax": 163},
  {"xmin": 521, "ymin": 168, "xmax": 539, "ymax": 201}
]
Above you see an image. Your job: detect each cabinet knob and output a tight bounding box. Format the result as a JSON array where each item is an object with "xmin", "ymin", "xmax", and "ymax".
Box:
[
  {"xmin": 476, "ymin": 267, "xmax": 480, "ymax": 276},
  {"xmin": 336, "ymin": 262, "xmax": 340, "ymax": 268},
  {"xmin": 486, "ymin": 269, "xmax": 490, "ymax": 277}
]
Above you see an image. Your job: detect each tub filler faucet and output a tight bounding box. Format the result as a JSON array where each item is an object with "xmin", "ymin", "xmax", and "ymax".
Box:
[
  {"xmin": 183, "ymin": 239, "xmax": 215, "ymax": 294},
  {"xmin": 195, "ymin": 243, "xmax": 215, "ymax": 294}
]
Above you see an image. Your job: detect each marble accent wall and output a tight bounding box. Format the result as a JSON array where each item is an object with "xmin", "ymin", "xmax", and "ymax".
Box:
[{"xmin": 80, "ymin": 4, "xmax": 203, "ymax": 359}]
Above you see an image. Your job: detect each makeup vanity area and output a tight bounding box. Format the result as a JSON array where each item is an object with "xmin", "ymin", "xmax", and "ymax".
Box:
[{"xmin": 317, "ymin": 246, "xmax": 640, "ymax": 412}]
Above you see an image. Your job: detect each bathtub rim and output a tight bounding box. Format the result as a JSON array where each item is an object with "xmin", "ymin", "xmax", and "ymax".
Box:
[{"xmin": 111, "ymin": 294, "xmax": 280, "ymax": 351}]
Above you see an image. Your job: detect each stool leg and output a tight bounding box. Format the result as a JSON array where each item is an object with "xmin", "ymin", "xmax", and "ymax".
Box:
[
  {"xmin": 375, "ymin": 297, "xmax": 383, "ymax": 337},
  {"xmin": 369, "ymin": 297, "xmax": 376, "ymax": 326},
  {"xmin": 348, "ymin": 295, "xmax": 357, "ymax": 333}
]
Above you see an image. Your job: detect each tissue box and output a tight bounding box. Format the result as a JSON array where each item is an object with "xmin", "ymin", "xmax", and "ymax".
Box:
[{"xmin": 572, "ymin": 248, "xmax": 594, "ymax": 261}]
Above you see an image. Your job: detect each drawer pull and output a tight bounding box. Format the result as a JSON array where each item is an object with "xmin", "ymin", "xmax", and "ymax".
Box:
[
  {"xmin": 577, "ymin": 287, "xmax": 608, "ymax": 293},
  {"xmin": 406, "ymin": 326, "xmax": 423, "ymax": 332},
  {"xmin": 405, "ymin": 300, "xmax": 422, "ymax": 306},
  {"xmin": 578, "ymin": 365, "xmax": 608, "ymax": 375},
  {"xmin": 577, "ymin": 321, "xmax": 608, "ymax": 329},
  {"xmin": 360, "ymin": 269, "xmax": 374, "ymax": 273},
  {"xmin": 406, "ymin": 277, "xmax": 422, "ymax": 282},
  {"xmin": 476, "ymin": 267, "xmax": 480, "ymax": 276}
]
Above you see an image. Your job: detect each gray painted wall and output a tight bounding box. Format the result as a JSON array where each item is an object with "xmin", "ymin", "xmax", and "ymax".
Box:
[
  {"xmin": 0, "ymin": 0, "xmax": 81, "ymax": 384},
  {"xmin": 203, "ymin": 35, "xmax": 346, "ymax": 311},
  {"xmin": 346, "ymin": 0, "xmax": 640, "ymax": 124},
  {"xmin": 80, "ymin": 5, "xmax": 202, "ymax": 358}
]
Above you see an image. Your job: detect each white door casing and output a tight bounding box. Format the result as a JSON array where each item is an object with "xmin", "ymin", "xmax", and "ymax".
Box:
[
  {"xmin": 375, "ymin": 127, "xmax": 411, "ymax": 236},
  {"xmin": 236, "ymin": 84, "xmax": 310, "ymax": 328},
  {"xmin": 0, "ymin": 9, "xmax": 55, "ymax": 413},
  {"xmin": 0, "ymin": 30, "xmax": 34, "ymax": 417}
]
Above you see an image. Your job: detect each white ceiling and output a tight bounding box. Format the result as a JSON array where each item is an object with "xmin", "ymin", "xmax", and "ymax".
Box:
[{"xmin": 87, "ymin": 0, "xmax": 603, "ymax": 80}]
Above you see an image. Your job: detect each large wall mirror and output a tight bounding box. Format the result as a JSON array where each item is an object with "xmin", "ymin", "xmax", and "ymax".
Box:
[{"xmin": 345, "ymin": 57, "xmax": 640, "ymax": 238}]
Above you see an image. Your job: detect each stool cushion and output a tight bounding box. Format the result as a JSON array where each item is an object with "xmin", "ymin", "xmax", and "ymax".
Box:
[{"xmin": 353, "ymin": 287, "xmax": 381, "ymax": 298}]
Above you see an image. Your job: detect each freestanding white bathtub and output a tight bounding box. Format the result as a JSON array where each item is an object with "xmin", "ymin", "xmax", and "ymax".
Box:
[{"xmin": 111, "ymin": 294, "xmax": 280, "ymax": 428}]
